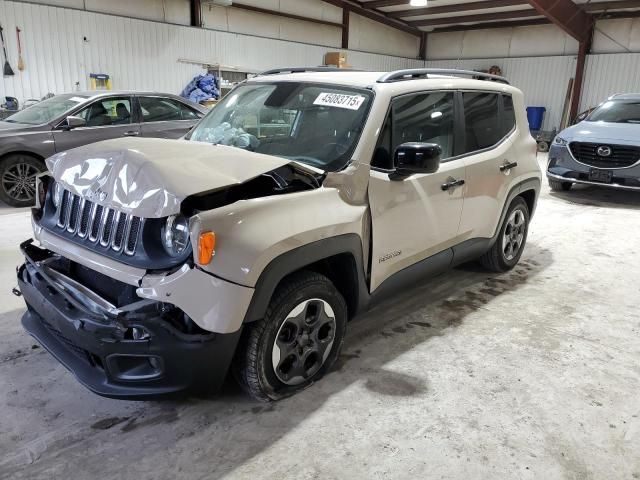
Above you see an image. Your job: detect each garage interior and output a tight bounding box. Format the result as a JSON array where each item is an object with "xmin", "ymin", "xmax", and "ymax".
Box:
[{"xmin": 0, "ymin": 0, "xmax": 639, "ymax": 478}]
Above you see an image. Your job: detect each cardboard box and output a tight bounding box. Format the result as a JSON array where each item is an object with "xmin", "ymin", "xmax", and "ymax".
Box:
[{"xmin": 324, "ymin": 52, "xmax": 347, "ymax": 67}]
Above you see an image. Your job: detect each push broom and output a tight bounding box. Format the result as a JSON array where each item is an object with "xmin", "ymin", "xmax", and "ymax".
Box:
[{"xmin": 0, "ymin": 24, "xmax": 15, "ymax": 76}]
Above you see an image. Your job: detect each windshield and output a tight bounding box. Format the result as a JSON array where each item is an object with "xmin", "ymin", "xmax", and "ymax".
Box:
[
  {"xmin": 188, "ymin": 82, "xmax": 373, "ymax": 171},
  {"xmin": 5, "ymin": 94, "xmax": 89, "ymax": 125},
  {"xmin": 587, "ymin": 100, "xmax": 640, "ymax": 124}
]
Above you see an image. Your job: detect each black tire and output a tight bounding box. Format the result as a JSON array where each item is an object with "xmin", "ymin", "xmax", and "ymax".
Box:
[
  {"xmin": 0, "ymin": 154, "xmax": 45, "ymax": 207},
  {"xmin": 232, "ymin": 271, "xmax": 347, "ymax": 402},
  {"xmin": 480, "ymin": 196, "xmax": 530, "ymax": 273},
  {"xmin": 537, "ymin": 141, "xmax": 549, "ymax": 152},
  {"xmin": 549, "ymin": 179, "xmax": 572, "ymax": 191}
]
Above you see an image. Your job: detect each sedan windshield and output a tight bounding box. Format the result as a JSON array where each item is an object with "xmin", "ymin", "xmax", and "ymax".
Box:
[
  {"xmin": 5, "ymin": 94, "xmax": 88, "ymax": 125},
  {"xmin": 188, "ymin": 82, "xmax": 373, "ymax": 171},
  {"xmin": 587, "ymin": 100, "xmax": 640, "ymax": 123}
]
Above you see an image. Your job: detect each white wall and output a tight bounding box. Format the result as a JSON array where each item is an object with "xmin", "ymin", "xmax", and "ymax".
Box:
[
  {"xmin": 0, "ymin": 0, "xmax": 422, "ymax": 104},
  {"xmin": 592, "ymin": 18, "xmax": 640, "ymax": 53},
  {"xmin": 581, "ymin": 53, "xmax": 640, "ymax": 111},
  {"xmin": 14, "ymin": 0, "xmax": 421, "ymax": 57},
  {"xmin": 427, "ymin": 24, "xmax": 579, "ymax": 60},
  {"xmin": 10, "ymin": 0, "xmax": 192, "ymax": 24}
]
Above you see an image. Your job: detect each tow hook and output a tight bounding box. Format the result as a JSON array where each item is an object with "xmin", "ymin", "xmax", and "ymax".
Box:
[{"xmin": 12, "ymin": 287, "xmax": 22, "ymax": 297}]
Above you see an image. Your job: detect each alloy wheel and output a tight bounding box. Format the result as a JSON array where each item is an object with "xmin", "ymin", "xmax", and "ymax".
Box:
[
  {"xmin": 272, "ymin": 298, "xmax": 336, "ymax": 386},
  {"xmin": 1, "ymin": 162, "xmax": 39, "ymax": 203},
  {"xmin": 502, "ymin": 208, "xmax": 526, "ymax": 261}
]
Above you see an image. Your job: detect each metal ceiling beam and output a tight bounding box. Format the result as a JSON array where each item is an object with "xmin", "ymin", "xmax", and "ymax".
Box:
[
  {"xmin": 320, "ymin": 0, "xmax": 423, "ymax": 36},
  {"xmin": 585, "ymin": 0, "xmax": 640, "ymax": 12},
  {"xmin": 362, "ymin": 0, "xmax": 412, "ymax": 8},
  {"xmin": 408, "ymin": 9, "xmax": 541, "ymax": 27},
  {"xmin": 231, "ymin": 3, "xmax": 345, "ymax": 28},
  {"xmin": 389, "ymin": 0, "xmax": 529, "ymax": 18},
  {"xmin": 431, "ymin": 18, "xmax": 550, "ymax": 32},
  {"xmin": 527, "ymin": 0, "xmax": 594, "ymax": 42}
]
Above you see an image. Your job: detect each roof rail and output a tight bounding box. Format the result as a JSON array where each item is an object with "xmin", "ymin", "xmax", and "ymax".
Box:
[
  {"xmin": 258, "ymin": 67, "xmax": 362, "ymax": 76},
  {"xmin": 377, "ymin": 68, "xmax": 510, "ymax": 85}
]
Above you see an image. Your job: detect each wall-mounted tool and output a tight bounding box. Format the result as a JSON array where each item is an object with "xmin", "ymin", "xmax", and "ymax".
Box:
[
  {"xmin": 0, "ymin": 24, "xmax": 14, "ymax": 76},
  {"xmin": 16, "ymin": 27, "xmax": 24, "ymax": 71}
]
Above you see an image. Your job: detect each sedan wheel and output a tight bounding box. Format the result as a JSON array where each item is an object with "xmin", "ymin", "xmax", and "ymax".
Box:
[{"xmin": 0, "ymin": 155, "xmax": 45, "ymax": 207}]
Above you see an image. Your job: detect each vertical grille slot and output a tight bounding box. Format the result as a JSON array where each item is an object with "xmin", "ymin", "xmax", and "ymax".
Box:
[
  {"xmin": 66, "ymin": 195, "xmax": 80, "ymax": 233},
  {"xmin": 89, "ymin": 205, "xmax": 104, "ymax": 241},
  {"xmin": 125, "ymin": 217, "xmax": 141, "ymax": 255},
  {"xmin": 100, "ymin": 210, "xmax": 116, "ymax": 246},
  {"xmin": 53, "ymin": 188, "xmax": 144, "ymax": 256}
]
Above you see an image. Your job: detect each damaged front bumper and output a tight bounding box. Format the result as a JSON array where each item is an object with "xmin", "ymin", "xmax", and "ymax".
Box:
[{"xmin": 17, "ymin": 240, "xmax": 242, "ymax": 399}]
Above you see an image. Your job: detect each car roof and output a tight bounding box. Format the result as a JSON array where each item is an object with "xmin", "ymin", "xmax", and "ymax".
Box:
[
  {"xmin": 609, "ymin": 93, "xmax": 640, "ymax": 101},
  {"xmin": 71, "ymin": 90, "xmax": 184, "ymax": 98},
  {"xmin": 247, "ymin": 70, "xmax": 519, "ymax": 96}
]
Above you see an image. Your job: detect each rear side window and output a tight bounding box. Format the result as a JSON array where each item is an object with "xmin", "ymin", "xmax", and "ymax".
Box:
[
  {"xmin": 462, "ymin": 92, "xmax": 501, "ymax": 153},
  {"xmin": 139, "ymin": 97, "xmax": 201, "ymax": 122},
  {"xmin": 502, "ymin": 95, "xmax": 516, "ymax": 137}
]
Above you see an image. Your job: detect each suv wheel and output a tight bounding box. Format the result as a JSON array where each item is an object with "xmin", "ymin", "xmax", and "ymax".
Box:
[
  {"xmin": 0, "ymin": 154, "xmax": 45, "ymax": 207},
  {"xmin": 480, "ymin": 197, "xmax": 530, "ymax": 272},
  {"xmin": 549, "ymin": 179, "xmax": 572, "ymax": 191},
  {"xmin": 233, "ymin": 271, "xmax": 347, "ymax": 402}
]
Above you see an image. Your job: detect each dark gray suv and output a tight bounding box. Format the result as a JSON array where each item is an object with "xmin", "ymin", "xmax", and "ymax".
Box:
[{"xmin": 0, "ymin": 91, "xmax": 206, "ymax": 207}]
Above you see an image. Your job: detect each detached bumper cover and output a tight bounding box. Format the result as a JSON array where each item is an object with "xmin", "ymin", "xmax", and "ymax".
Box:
[
  {"xmin": 547, "ymin": 144, "xmax": 640, "ymax": 191},
  {"xmin": 17, "ymin": 240, "xmax": 241, "ymax": 399}
]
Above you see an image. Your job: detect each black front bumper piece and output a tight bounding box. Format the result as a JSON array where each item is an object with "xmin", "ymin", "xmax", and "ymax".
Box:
[{"xmin": 17, "ymin": 240, "xmax": 241, "ymax": 400}]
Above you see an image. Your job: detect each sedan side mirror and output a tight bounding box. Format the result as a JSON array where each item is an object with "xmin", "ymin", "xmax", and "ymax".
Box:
[
  {"xmin": 62, "ymin": 115, "xmax": 86, "ymax": 130},
  {"xmin": 389, "ymin": 142, "xmax": 442, "ymax": 181}
]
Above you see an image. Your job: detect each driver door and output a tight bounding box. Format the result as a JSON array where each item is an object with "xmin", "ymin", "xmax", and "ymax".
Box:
[
  {"xmin": 368, "ymin": 90, "xmax": 466, "ymax": 291},
  {"xmin": 53, "ymin": 96, "xmax": 140, "ymax": 152}
]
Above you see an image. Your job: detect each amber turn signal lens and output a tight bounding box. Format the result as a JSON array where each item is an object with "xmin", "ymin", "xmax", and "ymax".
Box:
[{"xmin": 198, "ymin": 231, "xmax": 216, "ymax": 265}]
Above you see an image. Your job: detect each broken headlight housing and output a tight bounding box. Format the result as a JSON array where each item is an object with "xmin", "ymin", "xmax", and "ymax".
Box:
[{"xmin": 162, "ymin": 214, "xmax": 190, "ymax": 257}]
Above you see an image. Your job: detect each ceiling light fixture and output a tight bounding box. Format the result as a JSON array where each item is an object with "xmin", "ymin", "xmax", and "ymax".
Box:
[{"xmin": 410, "ymin": 0, "xmax": 428, "ymax": 6}]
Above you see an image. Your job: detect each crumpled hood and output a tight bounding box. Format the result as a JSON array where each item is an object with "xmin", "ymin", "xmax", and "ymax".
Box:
[
  {"xmin": 561, "ymin": 121, "xmax": 640, "ymax": 145},
  {"xmin": 46, "ymin": 137, "xmax": 291, "ymax": 218}
]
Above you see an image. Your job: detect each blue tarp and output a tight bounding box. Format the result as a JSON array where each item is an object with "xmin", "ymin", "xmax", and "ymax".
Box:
[{"xmin": 180, "ymin": 73, "xmax": 221, "ymax": 103}]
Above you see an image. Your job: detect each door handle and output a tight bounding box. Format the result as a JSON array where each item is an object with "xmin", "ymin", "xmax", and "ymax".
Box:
[
  {"xmin": 500, "ymin": 161, "xmax": 518, "ymax": 172},
  {"xmin": 123, "ymin": 131, "xmax": 140, "ymax": 137},
  {"xmin": 441, "ymin": 178, "xmax": 465, "ymax": 191}
]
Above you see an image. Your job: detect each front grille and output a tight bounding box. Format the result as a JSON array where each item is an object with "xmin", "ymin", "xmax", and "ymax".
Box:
[
  {"xmin": 55, "ymin": 190, "xmax": 142, "ymax": 256},
  {"xmin": 569, "ymin": 142, "xmax": 640, "ymax": 168}
]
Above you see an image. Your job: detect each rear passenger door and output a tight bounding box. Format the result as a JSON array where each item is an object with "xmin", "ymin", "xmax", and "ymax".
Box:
[
  {"xmin": 368, "ymin": 90, "xmax": 467, "ymax": 291},
  {"xmin": 458, "ymin": 92, "xmax": 518, "ymax": 240},
  {"xmin": 137, "ymin": 96, "xmax": 204, "ymax": 139}
]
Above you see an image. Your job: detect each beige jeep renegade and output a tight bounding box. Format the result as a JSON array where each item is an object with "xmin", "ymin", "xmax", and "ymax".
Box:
[{"xmin": 17, "ymin": 68, "xmax": 541, "ymax": 401}]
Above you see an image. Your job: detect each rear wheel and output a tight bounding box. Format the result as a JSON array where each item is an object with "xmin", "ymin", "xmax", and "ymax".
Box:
[
  {"xmin": 0, "ymin": 154, "xmax": 45, "ymax": 207},
  {"xmin": 233, "ymin": 271, "xmax": 347, "ymax": 402},
  {"xmin": 549, "ymin": 179, "xmax": 572, "ymax": 191},
  {"xmin": 480, "ymin": 196, "xmax": 530, "ymax": 273}
]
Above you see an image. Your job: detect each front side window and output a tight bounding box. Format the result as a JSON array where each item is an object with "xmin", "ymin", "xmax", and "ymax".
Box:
[
  {"xmin": 587, "ymin": 100, "xmax": 640, "ymax": 123},
  {"xmin": 5, "ymin": 94, "xmax": 88, "ymax": 125},
  {"xmin": 188, "ymin": 82, "xmax": 373, "ymax": 171},
  {"xmin": 462, "ymin": 92, "xmax": 501, "ymax": 153},
  {"xmin": 77, "ymin": 97, "xmax": 132, "ymax": 127},
  {"xmin": 372, "ymin": 91, "xmax": 455, "ymax": 170},
  {"xmin": 139, "ymin": 97, "xmax": 201, "ymax": 122}
]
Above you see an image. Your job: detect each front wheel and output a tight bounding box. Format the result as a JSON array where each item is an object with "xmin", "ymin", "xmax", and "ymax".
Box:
[
  {"xmin": 0, "ymin": 154, "xmax": 45, "ymax": 207},
  {"xmin": 232, "ymin": 271, "xmax": 347, "ymax": 402},
  {"xmin": 480, "ymin": 196, "xmax": 530, "ymax": 272}
]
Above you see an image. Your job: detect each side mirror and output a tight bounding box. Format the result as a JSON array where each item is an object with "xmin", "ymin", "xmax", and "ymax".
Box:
[
  {"xmin": 389, "ymin": 142, "xmax": 442, "ymax": 181},
  {"xmin": 62, "ymin": 115, "xmax": 86, "ymax": 130}
]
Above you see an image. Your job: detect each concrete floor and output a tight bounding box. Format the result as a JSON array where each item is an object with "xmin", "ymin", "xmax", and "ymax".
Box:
[{"xmin": 1, "ymin": 155, "xmax": 639, "ymax": 480}]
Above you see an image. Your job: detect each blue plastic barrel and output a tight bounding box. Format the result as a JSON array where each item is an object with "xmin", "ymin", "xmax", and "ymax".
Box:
[{"xmin": 526, "ymin": 106, "xmax": 546, "ymax": 130}]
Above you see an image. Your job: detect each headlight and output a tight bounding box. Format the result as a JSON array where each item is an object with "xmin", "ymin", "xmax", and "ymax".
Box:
[
  {"xmin": 553, "ymin": 136, "xmax": 568, "ymax": 146},
  {"xmin": 52, "ymin": 181, "xmax": 63, "ymax": 208},
  {"xmin": 162, "ymin": 214, "xmax": 190, "ymax": 256}
]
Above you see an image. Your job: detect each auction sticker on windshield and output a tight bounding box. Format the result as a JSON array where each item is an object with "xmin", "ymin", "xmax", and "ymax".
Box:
[{"xmin": 314, "ymin": 93, "xmax": 366, "ymax": 110}]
